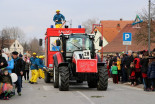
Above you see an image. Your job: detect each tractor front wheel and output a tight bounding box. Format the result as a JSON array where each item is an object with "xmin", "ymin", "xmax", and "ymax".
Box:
[
  {"xmin": 53, "ymin": 63, "xmax": 59, "ymax": 88},
  {"xmin": 97, "ymin": 66, "xmax": 108, "ymax": 91},
  {"xmin": 59, "ymin": 66, "xmax": 69, "ymax": 91}
]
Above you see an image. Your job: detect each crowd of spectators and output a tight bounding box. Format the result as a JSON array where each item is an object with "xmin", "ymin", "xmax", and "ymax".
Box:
[{"xmin": 105, "ymin": 49, "xmax": 155, "ymax": 91}]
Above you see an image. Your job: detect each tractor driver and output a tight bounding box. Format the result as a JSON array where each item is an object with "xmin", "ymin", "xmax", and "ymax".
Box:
[
  {"xmin": 53, "ymin": 10, "xmax": 66, "ymax": 28},
  {"xmin": 70, "ymin": 38, "xmax": 82, "ymax": 51},
  {"xmin": 52, "ymin": 40, "xmax": 60, "ymax": 51}
]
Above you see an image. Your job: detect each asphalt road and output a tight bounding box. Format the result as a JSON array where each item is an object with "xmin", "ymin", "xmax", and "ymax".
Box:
[{"xmin": 1, "ymin": 79, "xmax": 155, "ymax": 104}]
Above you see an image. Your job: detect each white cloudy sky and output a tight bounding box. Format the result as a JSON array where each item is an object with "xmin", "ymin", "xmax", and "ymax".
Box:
[{"xmin": 0, "ymin": 0, "xmax": 152, "ymax": 41}]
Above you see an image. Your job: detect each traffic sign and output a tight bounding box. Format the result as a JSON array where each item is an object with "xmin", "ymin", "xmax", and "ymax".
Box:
[{"xmin": 123, "ymin": 33, "xmax": 132, "ymax": 45}]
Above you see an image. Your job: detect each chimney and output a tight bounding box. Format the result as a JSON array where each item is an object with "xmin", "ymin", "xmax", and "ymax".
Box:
[
  {"xmin": 117, "ymin": 23, "xmax": 121, "ymax": 32},
  {"xmin": 120, "ymin": 18, "xmax": 123, "ymax": 21},
  {"xmin": 117, "ymin": 23, "xmax": 120, "ymax": 27}
]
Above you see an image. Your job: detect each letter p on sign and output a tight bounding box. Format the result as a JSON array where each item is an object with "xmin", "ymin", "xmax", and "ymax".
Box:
[
  {"xmin": 125, "ymin": 34, "xmax": 130, "ymax": 40},
  {"xmin": 123, "ymin": 33, "xmax": 132, "ymax": 41}
]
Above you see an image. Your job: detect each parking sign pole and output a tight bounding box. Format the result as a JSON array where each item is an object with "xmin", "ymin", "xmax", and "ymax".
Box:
[{"xmin": 126, "ymin": 45, "xmax": 128, "ymax": 53}]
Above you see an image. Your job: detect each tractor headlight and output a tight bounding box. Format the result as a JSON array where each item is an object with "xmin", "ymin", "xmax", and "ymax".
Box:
[
  {"xmin": 65, "ymin": 35, "xmax": 69, "ymax": 39},
  {"xmin": 89, "ymin": 35, "xmax": 94, "ymax": 39}
]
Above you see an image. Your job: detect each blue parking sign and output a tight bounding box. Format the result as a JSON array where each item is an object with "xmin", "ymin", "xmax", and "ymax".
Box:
[
  {"xmin": 123, "ymin": 33, "xmax": 132, "ymax": 41},
  {"xmin": 123, "ymin": 33, "xmax": 132, "ymax": 45}
]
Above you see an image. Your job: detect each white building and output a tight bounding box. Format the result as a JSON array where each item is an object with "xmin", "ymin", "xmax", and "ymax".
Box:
[
  {"xmin": 1, "ymin": 40, "xmax": 24, "ymax": 55},
  {"xmin": 9, "ymin": 40, "xmax": 24, "ymax": 55},
  {"xmin": 94, "ymin": 29, "xmax": 108, "ymax": 50}
]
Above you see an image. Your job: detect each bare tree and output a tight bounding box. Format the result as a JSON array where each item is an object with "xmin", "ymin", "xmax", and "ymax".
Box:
[
  {"xmin": 29, "ymin": 38, "xmax": 43, "ymax": 55},
  {"xmin": 135, "ymin": 22, "xmax": 155, "ymax": 45},
  {"xmin": 22, "ymin": 42, "xmax": 31, "ymax": 53},
  {"xmin": 0, "ymin": 29, "xmax": 11, "ymax": 49},
  {"xmin": 82, "ymin": 18, "xmax": 99, "ymax": 34},
  {"xmin": 135, "ymin": 3, "xmax": 155, "ymax": 45},
  {"xmin": 0, "ymin": 27, "xmax": 25, "ymax": 43},
  {"xmin": 139, "ymin": 3, "xmax": 155, "ymax": 21}
]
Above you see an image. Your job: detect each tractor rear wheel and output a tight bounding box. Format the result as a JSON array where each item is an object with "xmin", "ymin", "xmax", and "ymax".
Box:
[
  {"xmin": 97, "ymin": 66, "xmax": 108, "ymax": 91},
  {"xmin": 44, "ymin": 71, "xmax": 51, "ymax": 83},
  {"xmin": 59, "ymin": 66, "xmax": 69, "ymax": 91},
  {"xmin": 53, "ymin": 63, "xmax": 59, "ymax": 88}
]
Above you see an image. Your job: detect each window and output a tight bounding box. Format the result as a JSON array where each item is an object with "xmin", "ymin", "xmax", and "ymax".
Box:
[
  {"xmin": 14, "ymin": 44, "xmax": 15, "ymax": 47},
  {"xmin": 66, "ymin": 34, "xmax": 93, "ymax": 52},
  {"xmin": 50, "ymin": 37, "xmax": 60, "ymax": 51}
]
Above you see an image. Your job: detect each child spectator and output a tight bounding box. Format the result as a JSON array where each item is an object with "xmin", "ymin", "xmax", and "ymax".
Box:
[
  {"xmin": 129, "ymin": 62, "xmax": 136, "ymax": 86},
  {"xmin": 1, "ymin": 69, "xmax": 13, "ymax": 100},
  {"xmin": 111, "ymin": 63, "xmax": 118, "ymax": 84}
]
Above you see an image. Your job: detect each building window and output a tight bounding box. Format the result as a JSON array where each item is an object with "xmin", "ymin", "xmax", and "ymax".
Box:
[
  {"xmin": 14, "ymin": 44, "xmax": 15, "ymax": 47},
  {"xmin": 18, "ymin": 44, "xmax": 19, "ymax": 47}
]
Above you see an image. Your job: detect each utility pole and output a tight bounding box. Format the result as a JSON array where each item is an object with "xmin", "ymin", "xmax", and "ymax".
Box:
[{"xmin": 148, "ymin": 0, "xmax": 151, "ymax": 54}]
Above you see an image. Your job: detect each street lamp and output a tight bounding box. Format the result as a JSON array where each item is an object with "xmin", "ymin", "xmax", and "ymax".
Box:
[{"xmin": 148, "ymin": 0, "xmax": 151, "ymax": 54}]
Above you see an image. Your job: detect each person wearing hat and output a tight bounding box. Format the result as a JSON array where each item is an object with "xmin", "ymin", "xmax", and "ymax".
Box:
[
  {"xmin": 0, "ymin": 50, "xmax": 8, "ymax": 70},
  {"xmin": 30, "ymin": 53, "xmax": 45, "ymax": 84},
  {"xmin": 53, "ymin": 10, "xmax": 66, "ymax": 28},
  {"xmin": 19, "ymin": 54, "xmax": 25, "ymax": 88},
  {"xmin": 38, "ymin": 56, "xmax": 46, "ymax": 79},
  {"xmin": 12, "ymin": 51, "xmax": 24, "ymax": 96}
]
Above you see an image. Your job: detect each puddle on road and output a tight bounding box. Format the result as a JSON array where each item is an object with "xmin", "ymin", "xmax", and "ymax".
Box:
[{"xmin": 91, "ymin": 96, "xmax": 104, "ymax": 98}]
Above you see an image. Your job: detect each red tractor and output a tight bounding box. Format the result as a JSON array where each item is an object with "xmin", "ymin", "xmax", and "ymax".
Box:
[{"xmin": 42, "ymin": 27, "xmax": 108, "ymax": 91}]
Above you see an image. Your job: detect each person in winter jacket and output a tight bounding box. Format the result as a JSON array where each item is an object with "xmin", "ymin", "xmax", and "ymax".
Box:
[
  {"xmin": 6, "ymin": 56, "xmax": 14, "ymax": 73},
  {"xmin": 24, "ymin": 57, "xmax": 30, "ymax": 81},
  {"xmin": 133, "ymin": 53, "xmax": 142, "ymax": 85},
  {"xmin": 121, "ymin": 54, "xmax": 127, "ymax": 82},
  {"xmin": 117, "ymin": 56, "xmax": 121, "ymax": 81},
  {"xmin": 129, "ymin": 62, "xmax": 136, "ymax": 86},
  {"xmin": 38, "ymin": 56, "xmax": 46, "ymax": 79},
  {"xmin": 12, "ymin": 51, "xmax": 24, "ymax": 96},
  {"xmin": 113, "ymin": 53, "xmax": 119, "ymax": 63},
  {"xmin": 30, "ymin": 53, "xmax": 46, "ymax": 84},
  {"xmin": 0, "ymin": 50, "xmax": 8, "ymax": 69},
  {"xmin": 53, "ymin": 10, "xmax": 65, "ymax": 28},
  {"xmin": 147, "ymin": 57, "xmax": 155, "ymax": 91},
  {"xmin": 123, "ymin": 50, "xmax": 134, "ymax": 81},
  {"xmin": 140, "ymin": 52, "xmax": 149, "ymax": 91},
  {"xmin": 111, "ymin": 63, "xmax": 118, "ymax": 84}
]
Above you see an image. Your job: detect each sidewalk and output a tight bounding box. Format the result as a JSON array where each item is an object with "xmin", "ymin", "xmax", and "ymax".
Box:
[{"xmin": 108, "ymin": 78, "xmax": 144, "ymax": 89}]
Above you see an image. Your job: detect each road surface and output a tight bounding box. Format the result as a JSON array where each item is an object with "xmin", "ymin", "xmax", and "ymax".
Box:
[{"xmin": 1, "ymin": 79, "xmax": 155, "ymax": 104}]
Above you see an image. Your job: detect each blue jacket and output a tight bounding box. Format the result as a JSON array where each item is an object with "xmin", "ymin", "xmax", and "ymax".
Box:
[
  {"xmin": 38, "ymin": 59, "xmax": 46, "ymax": 69},
  {"xmin": 53, "ymin": 13, "xmax": 65, "ymax": 25},
  {"xmin": 6, "ymin": 59, "xmax": 14, "ymax": 73},
  {"xmin": 30, "ymin": 57, "xmax": 43, "ymax": 70},
  {"xmin": 147, "ymin": 62, "xmax": 155, "ymax": 79},
  {"xmin": 52, "ymin": 46, "xmax": 60, "ymax": 51}
]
